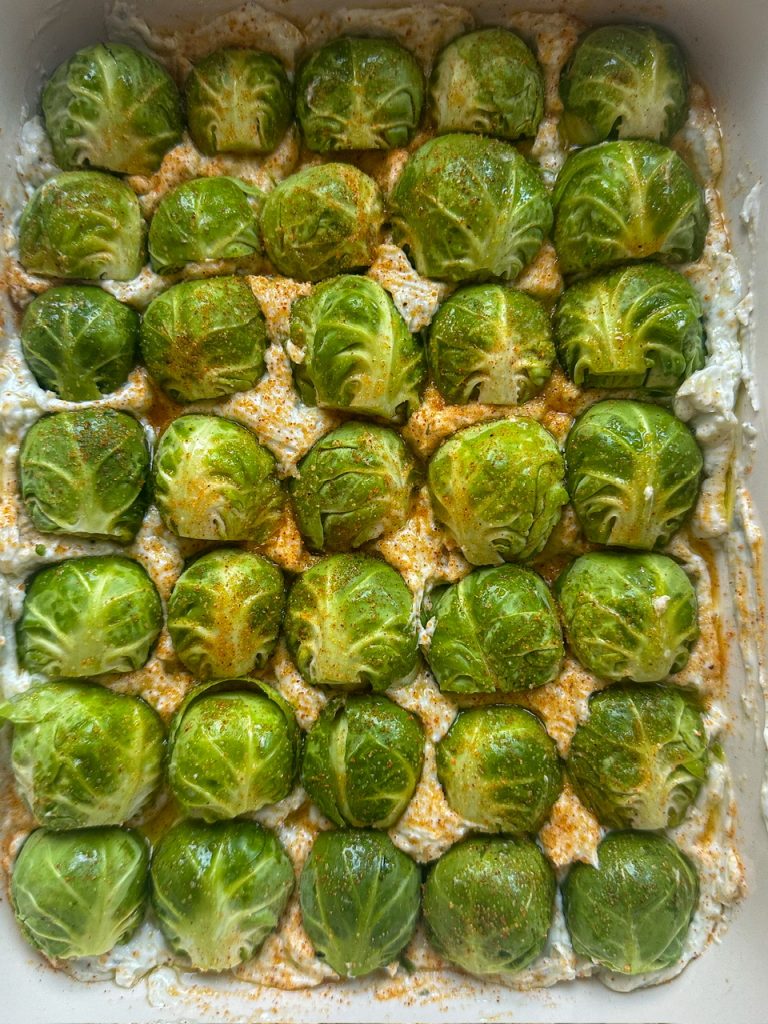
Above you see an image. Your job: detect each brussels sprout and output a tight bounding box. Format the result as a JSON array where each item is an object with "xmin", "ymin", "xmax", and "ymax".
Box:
[
  {"xmin": 297, "ymin": 36, "xmax": 424, "ymax": 152},
  {"xmin": 168, "ymin": 549, "xmax": 284, "ymax": 680},
  {"xmin": 302, "ymin": 695, "xmax": 424, "ymax": 828},
  {"xmin": 429, "ymin": 28, "xmax": 544, "ymax": 141},
  {"xmin": 425, "ymin": 565, "xmax": 563, "ymax": 694},
  {"xmin": 299, "ymin": 829, "xmax": 420, "ymax": 977},
  {"xmin": 18, "ymin": 171, "xmax": 146, "ymax": 281},
  {"xmin": 16, "ymin": 556, "xmax": 162, "ymax": 678},
  {"xmin": 185, "ymin": 49, "xmax": 293, "ymax": 156},
  {"xmin": 151, "ymin": 819, "xmax": 294, "ymax": 971},
  {"xmin": 290, "ymin": 277, "xmax": 425, "ymax": 423},
  {"xmin": 560, "ymin": 25, "xmax": 688, "ymax": 146},
  {"xmin": 42, "ymin": 43, "xmax": 183, "ymax": 174},
  {"xmin": 555, "ymin": 552, "xmax": 699, "ymax": 681},
  {"xmin": 167, "ymin": 678, "xmax": 300, "ymax": 821},
  {"xmin": 553, "ymin": 141, "xmax": 708, "ymax": 276},
  {"xmin": 0, "ymin": 681, "xmax": 164, "ymax": 830},
  {"xmin": 11, "ymin": 827, "xmax": 149, "ymax": 959},
  {"xmin": 427, "ymin": 419, "xmax": 568, "ymax": 566},
  {"xmin": 562, "ymin": 831, "xmax": 699, "ymax": 973},
  {"xmin": 567, "ymin": 684, "xmax": 708, "ymax": 830},
  {"xmin": 390, "ymin": 134, "xmax": 552, "ymax": 283},
  {"xmin": 148, "ymin": 177, "xmax": 264, "ymax": 274},
  {"xmin": 19, "ymin": 409, "xmax": 150, "ymax": 543},
  {"xmin": 428, "ymin": 285, "xmax": 554, "ymax": 405},
  {"xmin": 140, "ymin": 277, "xmax": 267, "ymax": 402},
  {"xmin": 20, "ymin": 286, "xmax": 138, "ymax": 401},
  {"xmin": 261, "ymin": 164, "xmax": 384, "ymax": 281},
  {"xmin": 423, "ymin": 836, "xmax": 555, "ymax": 975},
  {"xmin": 153, "ymin": 415, "xmax": 284, "ymax": 542},
  {"xmin": 285, "ymin": 554, "xmax": 419, "ymax": 692},
  {"xmin": 554, "ymin": 264, "xmax": 706, "ymax": 393},
  {"xmin": 564, "ymin": 399, "xmax": 703, "ymax": 549}
]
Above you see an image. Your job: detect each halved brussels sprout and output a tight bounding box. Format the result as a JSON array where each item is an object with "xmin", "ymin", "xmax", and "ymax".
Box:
[
  {"xmin": 564, "ymin": 399, "xmax": 703, "ymax": 549},
  {"xmin": 390, "ymin": 134, "xmax": 552, "ymax": 282},
  {"xmin": 301, "ymin": 694, "xmax": 424, "ymax": 828},
  {"xmin": 284, "ymin": 554, "xmax": 419, "ymax": 692},
  {"xmin": 560, "ymin": 25, "xmax": 688, "ymax": 146},
  {"xmin": 290, "ymin": 422, "xmax": 420, "ymax": 551},
  {"xmin": 153, "ymin": 415, "xmax": 284, "ymax": 542},
  {"xmin": 42, "ymin": 43, "xmax": 183, "ymax": 174},
  {"xmin": 148, "ymin": 177, "xmax": 264, "ymax": 274},
  {"xmin": 19, "ymin": 409, "xmax": 150, "ymax": 543},
  {"xmin": 423, "ymin": 836, "xmax": 555, "ymax": 976},
  {"xmin": 554, "ymin": 264, "xmax": 706, "ymax": 393},
  {"xmin": 296, "ymin": 36, "xmax": 424, "ymax": 152},
  {"xmin": 428, "ymin": 285, "xmax": 555, "ymax": 405},
  {"xmin": 0, "ymin": 681, "xmax": 164, "ymax": 830},
  {"xmin": 167, "ymin": 549, "xmax": 285, "ymax": 680},
  {"xmin": 185, "ymin": 48, "xmax": 293, "ymax": 156},
  {"xmin": 167, "ymin": 679, "xmax": 300, "ymax": 821},
  {"xmin": 429, "ymin": 28, "xmax": 544, "ymax": 141},
  {"xmin": 427, "ymin": 419, "xmax": 568, "ymax": 565},
  {"xmin": 16, "ymin": 556, "xmax": 162, "ymax": 678},
  {"xmin": 553, "ymin": 141, "xmax": 708, "ymax": 276},
  {"xmin": 151, "ymin": 819, "xmax": 294, "ymax": 972},
  {"xmin": 261, "ymin": 164, "xmax": 384, "ymax": 281},
  {"xmin": 140, "ymin": 276, "xmax": 267, "ymax": 402},
  {"xmin": 11, "ymin": 827, "xmax": 149, "ymax": 959},
  {"xmin": 19, "ymin": 172, "xmax": 146, "ymax": 282},
  {"xmin": 555, "ymin": 551, "xmax": 699, "ymax": 681},
  {"xmin": 299, "ymin": 829, "xmax": 420, "ymax": 978},
  {"xmin": 562, "ymin": 831, "xmax": 699, "ymax": 974},
  {"xmin": 20, "ymin": 286, "xmax": 138, "ymax": 401},
  {"xmin": 567, "ymin": 684, "xmax": 709, "ymax": 830},
  {"xmin": 290, "ymin": 276, "xmax": 426, "ymax": 423}
]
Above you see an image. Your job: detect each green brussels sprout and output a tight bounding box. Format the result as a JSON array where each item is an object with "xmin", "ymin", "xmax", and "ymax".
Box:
[
  {"xmin": 261, "ymin": 164, "xmax": 384, "ymax": 281},
  {"xmin": 18, "ymin": 171, "xmax": 146, "ymax": 281},
  {"xmin": 285, "ymin": 554, "xmax": 419, "ymax": 692},
  {"xmin": 429, "ymin": 28, "xmax": 544, "ymax": 141},
  {"xmin": 11, "ymin": 827, "xmax": 149, "ymax": 959},
  {"xmin": 0, "ymin": 680, "xmax": 164, "ymax": 830},
  {"xmin": 560, "ymin": 25, "xmax": 688, "ymax": 146},
  {"xmin": 299, "ymin": 829, "xmax": 420, "ymax": 977},
  {"xmin": 301, "ymin": 694, "xmax": 424, "ymax": 828},
  {"xmin": 19, "ymin": 409, "xmax": 150, "ymax": 543},
  {"xmin": 167, "ymin": 549, "xmax": 285, "ymax": 680},
  {"xmin": 290, "ymin": 422, "xmax": 420, "ymax": 551},
  {"xmin": 562, "ymin": 831, "xmax": 699, "ymax": 973},
  {"xmin": 564, "ymin": 399, "xmax": 703, "ymax": 549},
  {"xmin": 555, "ymin": 552, "xmax": 699, "ymax": 682},
  {"xmin": 567, "ymin": 684, "xmax": 709, "ymax": 830},
  {"xmin": 16, "ymin": 556, "xmax": 162, "ymax": 678},
  {"xmin": 423, "ymin": 836, "xmax": 555, "ymax": 975},
  {"xmin": 428, "ymin": 285, "xmax": 555, "ymax": 405},
  {"xmin": 427, "ymin": 419, "xmax": 568, "ymax": 566},
  {"xmin": 20, "ymin": 286, "xmax": 138, "ymax": 401},
  {"xmin": 436, "ymin": 706, "xmax": 562, "ymax": 832},
  {"xmin": 290, "ymin": 277, "xmax": 425, "ymax": 423},
  {"xmin": 296, "ymin": 36, "xmax": 424, "ymax": 152},
  {"xmin": 153, "ymin": 415, "xmax": 284, "ymax": 542},
  {"xmin": 185, "ymin": 49, "xmax": 293, "ymax": 156},
  {"xmin": 553, "ymin": 142, "xmax": 708, "ymax": 276},
  {"xmin": 151, "ymin": 819, "xmax": 294, "ymax": 971},
  {"xmin": 425, "ymin": 565, "xmax": 563, "ymax": 694},
  {"xmin": 139, "ymin": 276, "xmax": 267, "ymax": 402},
  {"xmin": 554, "ymin": 264, "xmax": 706, "ymax": 394},
  {"xmin": 42, "ymin": 43, "xmax": 183, "ymax": 174},
  {"xmin": 167, "ymin": 678, "xmax": 300, "ymax": 821},
  {"xmin": 390, "ymin": 133, "xmax": 552, "ymax": 283}
]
